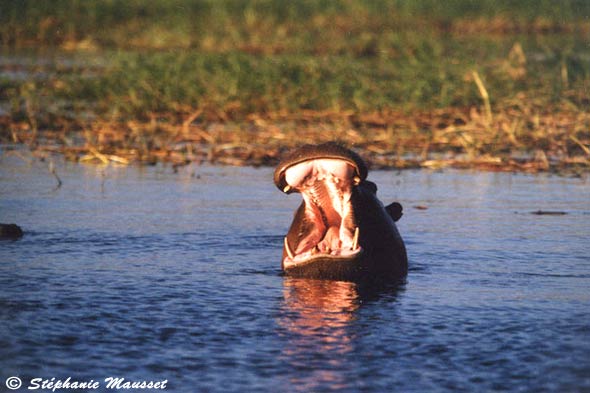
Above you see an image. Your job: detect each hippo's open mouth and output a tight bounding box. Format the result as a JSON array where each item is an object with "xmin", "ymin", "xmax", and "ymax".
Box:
[
  {"xmin": 275, "ymin": 142, "xmax": 408, "ymax": 280},
  {"xmin": 280, "ymin": 158, "xmax": 363, "ymax": 268}
]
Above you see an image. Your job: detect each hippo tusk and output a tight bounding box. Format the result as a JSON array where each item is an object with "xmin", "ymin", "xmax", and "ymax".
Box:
[
  {"xmin": 352, "ymin": 227, "xmax": 359, "ymax": 250},
  {"xmin": 284, "ymin": 237, "xmax": 294, "ymax": 259}
]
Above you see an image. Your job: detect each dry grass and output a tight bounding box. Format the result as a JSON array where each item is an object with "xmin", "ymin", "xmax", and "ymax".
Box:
[{"xmin": 5, "ymin": 99, "xmax": 588, "ymax": 174}]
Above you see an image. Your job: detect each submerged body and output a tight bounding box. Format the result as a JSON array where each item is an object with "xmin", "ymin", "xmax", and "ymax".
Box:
[
  {"xmin": 0, "ymin": 223, "xmax": 23, "ymax": 240},
  {"xmin": 274, "ymin": 143, "xmax": 407, "ymax": 281}
]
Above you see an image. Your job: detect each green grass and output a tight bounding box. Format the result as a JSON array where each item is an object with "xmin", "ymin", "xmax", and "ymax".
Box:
[
  {"xmin": 9, "ymin": 37, "xmax": 587, "ymax": 122},
  {"xmin": 1, "ymin": 0, "xmax": 589, "ymax": 169},
  {"xmin": 2, "ymin": 0, "xmax": 590, "ymax": 50}
]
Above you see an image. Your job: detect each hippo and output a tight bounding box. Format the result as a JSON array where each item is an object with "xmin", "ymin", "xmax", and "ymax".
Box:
[
  {"xmin": 274, "ymin": 142, "xmax": 408, "ymax": 281},
  {"xmin": 0, "ymin": 223, "xmax": 23, "ymax": 240}
]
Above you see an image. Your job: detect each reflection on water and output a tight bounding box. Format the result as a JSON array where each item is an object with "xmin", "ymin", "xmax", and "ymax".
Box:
[
  {"xmin": 282, "ymin": 279, "xmax": 359, "ymax": 336},
  {"xmin": 279, "ymin": 278, "xmax": 403, "ymax": 391},
  {"xmin": 280, "ymin": 279, "xmax": 359, "ymax": 390}
]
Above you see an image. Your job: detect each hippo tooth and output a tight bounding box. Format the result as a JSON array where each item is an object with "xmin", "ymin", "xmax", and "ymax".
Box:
[
  {"xmin": 352, "ymin": 227, "xmax": 359, "ymax": 250},
  {"xmin": 284, "ymin": 237, "xmax": 294, "ymax": 259},
  {"xmin": 283, "ymin": 185, "xmax": 291, "ymax": 193},
  {"xmin": 353, "ymin": 176, "xmax": 361, "ymax": 185}
]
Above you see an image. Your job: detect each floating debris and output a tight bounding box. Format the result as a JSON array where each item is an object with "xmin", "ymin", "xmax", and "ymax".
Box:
[{"xmin": 530, "ymin": 210, "xmax": 567, "ymax": 215}]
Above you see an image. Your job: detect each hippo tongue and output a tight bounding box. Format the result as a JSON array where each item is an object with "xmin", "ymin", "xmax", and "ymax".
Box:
[{"xmin": 283, "ymin": 159, "xmax": 359, "ymax": 257}]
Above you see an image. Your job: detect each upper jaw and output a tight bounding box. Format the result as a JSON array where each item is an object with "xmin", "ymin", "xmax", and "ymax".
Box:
[
  {"xmin": 281, "ymin": 158, "xmax": 362, "ymax": 268},
  {"xmin": 273, "ymin": 142, "xmax": 367, "ymax": 195}
]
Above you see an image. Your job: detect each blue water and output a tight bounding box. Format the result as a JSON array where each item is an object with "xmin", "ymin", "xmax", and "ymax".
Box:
[{"xmin": 1, "ymin": 153, "xmax": 589, "ymax": 392}]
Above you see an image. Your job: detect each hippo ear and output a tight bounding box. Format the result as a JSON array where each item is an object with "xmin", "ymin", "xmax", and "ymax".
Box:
[
  {"xmin": 385, "ymin": 202, "xmax": 403, "ymax": 222},
  {"xmin": 363, "ymin": 180, "xmax": 377, "ymax": 194}
]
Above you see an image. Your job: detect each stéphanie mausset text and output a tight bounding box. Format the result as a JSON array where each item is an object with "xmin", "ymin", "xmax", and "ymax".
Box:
[{"xmin": 27, "ymin": 377, "xmax": 168, "ymax": 391}]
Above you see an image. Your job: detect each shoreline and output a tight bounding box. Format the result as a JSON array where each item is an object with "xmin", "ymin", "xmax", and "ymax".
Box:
[{"xmin": 4, "ymin": 115, "xmax": 588, "ymax": 176}]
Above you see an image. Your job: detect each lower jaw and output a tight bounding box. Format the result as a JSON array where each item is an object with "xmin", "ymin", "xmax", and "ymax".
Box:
[
  {"xmin": 282, "ymin": 249, "xmax": 366, "ymax": 280},
  {"xmin": 284, "ymin": 227, "xmax": 360, "ymax": 261},
  {"xmin": 283, "ymin": 248, "xmax": 363, "ymax": 270}
]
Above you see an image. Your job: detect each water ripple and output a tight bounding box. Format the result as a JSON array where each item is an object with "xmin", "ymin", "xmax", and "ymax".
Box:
[{"xmin": 1, "ymin": 163, "xmax": 589, "ymax": 392}]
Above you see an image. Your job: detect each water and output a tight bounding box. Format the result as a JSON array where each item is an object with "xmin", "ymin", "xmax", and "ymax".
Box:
[{"xmin": 1, "ymin": 152, "xmax": 589, "ymax": 392}]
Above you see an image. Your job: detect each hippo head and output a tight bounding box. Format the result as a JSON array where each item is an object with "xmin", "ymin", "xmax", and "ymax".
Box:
[
  {"xmin": 275, "ymin": 142, "xmax": 407, "ymax": 280},
  {"xmin": 274, "ymin": 143, "xmax": 370, "ymax": 273}
]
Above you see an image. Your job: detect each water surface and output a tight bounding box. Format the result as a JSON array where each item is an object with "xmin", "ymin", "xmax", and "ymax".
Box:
[{"xmin": 1, "ymin": 152, "xmax": 589, "ymax": 392}]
